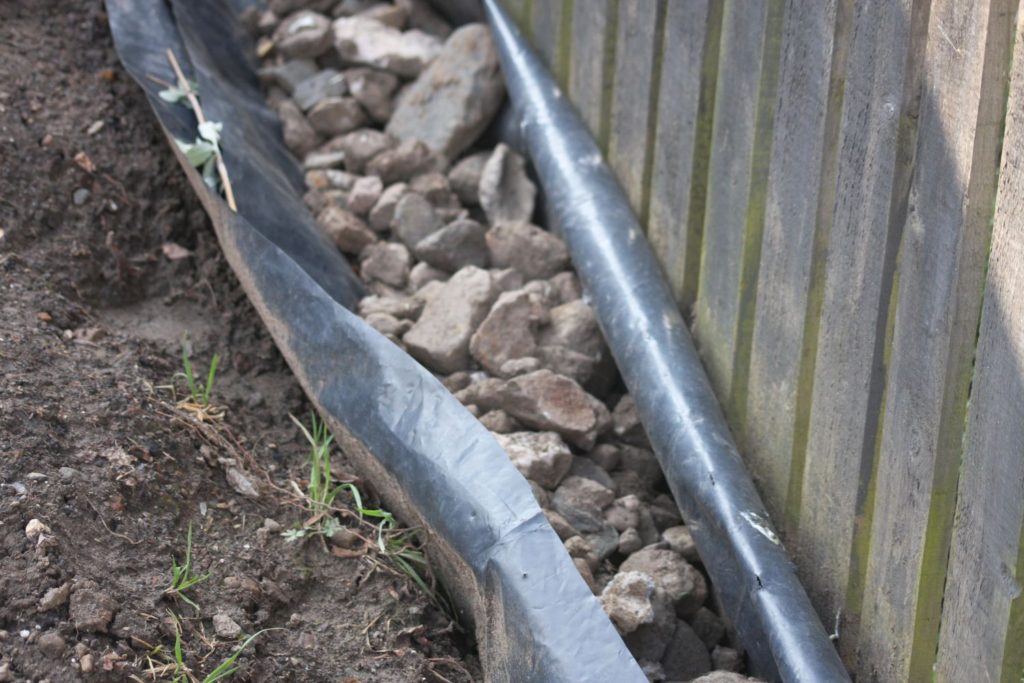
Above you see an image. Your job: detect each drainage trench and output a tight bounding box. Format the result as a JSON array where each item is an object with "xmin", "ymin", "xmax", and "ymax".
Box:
[{"xmin": 106, "ymin": 0, "xmax": 849, "ymax": 680}]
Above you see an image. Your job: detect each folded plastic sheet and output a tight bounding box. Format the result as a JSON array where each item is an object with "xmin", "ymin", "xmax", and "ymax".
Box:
[
  {"xmin": 104, "ymin": 0, "xmax": 645, "ymax": 680},
  {"xmin": 480, "ymin": 1, "xmax": 852, "ymax": 681}
]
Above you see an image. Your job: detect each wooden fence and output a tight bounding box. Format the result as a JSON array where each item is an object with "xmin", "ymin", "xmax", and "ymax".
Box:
[{"xmin": 500, "ymin": 0, "xmax": 1024, "ymax": 680}]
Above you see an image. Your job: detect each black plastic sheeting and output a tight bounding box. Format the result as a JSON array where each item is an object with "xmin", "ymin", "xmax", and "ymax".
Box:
[
  {"xmin": 105, "ymin": 1, "xmax": 646, "ymax": 681},
  {"xmin": 480, "ymin": 1, "xmax": 852, "ymax": 681}
]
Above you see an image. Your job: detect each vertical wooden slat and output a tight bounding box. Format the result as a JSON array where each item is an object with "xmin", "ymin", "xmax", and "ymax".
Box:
[
  {"xmin": 743, "ymin": 0, "xmax": 839, "ymax": 526},
  {"xmin": 501, "ymin": 0, "xmax": 530, "ymax": 32},
  {"xmin": 530, "ymin": 0, "xmax": 568, "ymax": 84},
  {"xmin": 692, "ymin": 0, "xmax": 783, "ymax": 417},
  {"xmin": 857, "ymin": 0, "xmax": 1017, "ymax": 676},
  {"xmin": 606, "ymin": 0, "xmax": 665, "ymax": 221},
  {"xmin": 568, "ymin": 0, "xmax": 615, "ymax": 142},
  {"xmin": 796, "ymin": 0, "xmax": 919, "ymax": 659},
  {"xmin": 646, "ymin": 1, "xmax": 711, "ymax": 307},
  {"xmin": 932, "ymin": 10, "xmax": 1024, "ymax": 682},
  {"xmin": 857, "ymin": 0, "xmax": 1016, "ymax": 678}
]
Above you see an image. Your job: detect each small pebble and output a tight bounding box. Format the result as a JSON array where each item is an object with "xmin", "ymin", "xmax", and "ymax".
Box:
[
  {"xmin": 72, "ymin": 188, "xmax": 90, "ymax": 205},
  {"xmin": 213, "ymin": 613, "xmax": 242, "ymax": 639},
  {"xmin": 25, "ymin": 519, "xmax": 51, "ymax": 540}
]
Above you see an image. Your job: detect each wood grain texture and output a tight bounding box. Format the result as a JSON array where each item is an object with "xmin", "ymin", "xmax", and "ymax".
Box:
[
  {"xmin": 932, "ymin": 10, "xmax": 1024, "ymax": 682},
  {"xmin": 567, "ymin": 0, "xmax": 614, "ymax": 140},
  {"xmin": 530, "ymin": 0, "xmax": 566, "ymax": 83},
  {"xmin": 796, "ymin": 0, "xmax": 917, "ymax": 657},
  {"xmin": 857, "ymin": 0, "xmax": 1014, "ymax": 678},
  {"xmin": 744, "ymin": 0, "xmax": 838, "ymax": 526},
  {"xmin": 691, "ymin": 0, "xmax": 769, "ymax": 402},
  {"xmin": 692, "ymin": 0, "xmax": 781, "ymax": 415},
  {"xmin": 606, "ymin": 0, "xmax": 664, "ymax": 220},
  {"xmin": 501, "ymin": 0, "xmax": 530, "ymax": 31},
  {"xmin": 647, "ymin": 0, "xmax": 710, "ymax": 308}
]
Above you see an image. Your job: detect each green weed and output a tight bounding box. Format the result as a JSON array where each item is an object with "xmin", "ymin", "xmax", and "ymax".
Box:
[
  {"xmin": 166, "ymin": 522, "xmax": 210, "ymax": 611},
  {"xmin": 180, "ymin": 337, "xmax": 220, "ymax": 408},
  {"xmin": 283, "ymin": 413, "xmax": 451, "ymax": 617}
]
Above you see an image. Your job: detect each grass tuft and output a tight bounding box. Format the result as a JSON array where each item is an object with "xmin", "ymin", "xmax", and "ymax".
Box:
[{"xmin": 165, "ymin": 522, "xmax": 210, "ymax": 611}]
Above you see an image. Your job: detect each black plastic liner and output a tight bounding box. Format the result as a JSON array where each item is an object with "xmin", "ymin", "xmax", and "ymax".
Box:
[
  {"xmin": 480, "ymin": 1, "xmax": 851, "ymax": 681},
  {"xmin": 105, "ymin": 1, "xmax": 645, "ymax": 681}
]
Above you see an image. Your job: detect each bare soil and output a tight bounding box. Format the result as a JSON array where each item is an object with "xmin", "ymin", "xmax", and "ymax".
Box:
[{"xmin": 0, "ymin": 1, "xmax": 477, "ymax": 681}]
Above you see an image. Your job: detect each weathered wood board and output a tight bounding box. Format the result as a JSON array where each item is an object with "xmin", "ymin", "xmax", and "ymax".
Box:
[
  {"xmin": 932, "ymin": 9, "xmax": 1024, "ymax": 682},
  {"xmin": 505, "ymin": 0, "xmax": 1024, "ymax": 677},
  {"xmin": 744, "ymin": 0, "xmax": 838, "ymax": 528},
  {"xmin": 606, "ymin": 0, "xmax": 665, "ymax": 222},
  {"xmin": 567, "ymin": 0, "xmax": 615, "ymax": 143},
  {"xmin": 796, "ymin": 0, "xmax": 918, "ymax": 660},
  {"xmin": 692, "ymin": 0, "xmax": 783, "ymax": 423},
  {"xmin": 857, "ymin": 0, "xmax": 1014, "ymax": 679},
  {"xmin": 646, "ymin": 0, "xmax": 711, "ymax": 310}
]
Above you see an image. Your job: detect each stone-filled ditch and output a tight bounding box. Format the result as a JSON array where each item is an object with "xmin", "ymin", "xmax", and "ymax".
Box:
[{"xmin": 244, "ymin": 1, "xmax": 760, "ymax": 681}]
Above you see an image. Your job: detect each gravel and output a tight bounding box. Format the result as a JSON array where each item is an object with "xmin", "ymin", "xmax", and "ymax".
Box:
[{"xmin": 256, "ymin": 5, "xmax": 751, "ymax": 677}]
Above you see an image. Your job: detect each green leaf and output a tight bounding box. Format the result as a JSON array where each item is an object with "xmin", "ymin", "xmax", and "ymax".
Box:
[
  {"xmin": 198, "ymin": 120, "xmax": 222, "ymax": 146},
  {"xmin": 159, "ymin": 86, "xmax": 186, "ymax": 103},
  {"xmin": 175, "ymin": 139, "xmax": 215, "ymax": 168},
  {"xmin": 201, "ymin": 156, "xmax": 218, "ymax": 190}
]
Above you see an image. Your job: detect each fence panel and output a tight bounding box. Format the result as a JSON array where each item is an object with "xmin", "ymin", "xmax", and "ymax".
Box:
[
  {"xmin": 692, "ymin": 0, "xmax": 782, "ymax": 417},
  {"xmin": 567, "ymin": 0, "xmax": 615, "ymax": 144},
  {"xmin": 933, "ymin": 11, "xmax": 1024, "ymax": 681},
  {"xmin": 646, "ymin": 0, "xmax": 715, "ymax": 309},
  {"xmin": 606, "ymin": 0, "xmax": 665, "ymax": 221},
  {"xmin": 744, "ymin": 0, "xmax": 839, "ymax": 528},
  {"xmin": 793, "ymin": 1, "xmax": 923, "ymax": 662}
]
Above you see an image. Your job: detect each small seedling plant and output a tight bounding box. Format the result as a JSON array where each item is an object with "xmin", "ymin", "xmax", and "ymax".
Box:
[
  {"xmin": 283, "ymin": 414, "xmax": 448, "ymax": 613},
  {"xmin": 165, "ymin": 522, "xmax": 210, "ymax": 611},
  {"xmin": 142, "ymin": 612, "xmax": 277, "ymax": 683},
  {"xmin": 177, "ymin": 336, "xmax": 224, "ymax": 421}
]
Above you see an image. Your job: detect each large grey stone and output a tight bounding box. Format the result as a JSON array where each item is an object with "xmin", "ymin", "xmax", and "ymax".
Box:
[
  {"xmin": 366, "ymin": 138, "xmax": 443, "ymax": 184},
  {"xmin": 386, "ymin": 24, "xmax": 504, "ymax": 158},
  {"xmin": 660, "ymin": 620, "xmax": 712, "ymax": 682},
  {"xmin": 369, "ymin": 182, "xmax": 408, "ymax": 232},
  {"xmin": 307, "ymin": 96, "xmax": 367, "ymax": 136},
  {"xmin": 448, "ymin": 151, "xmax": 489, "ymax": 205},
  {"xmin": 486, "ymin": 222, "xmax": 570, "ymax": 280},
  {"xmin": 403, "ymin": 266, "xmax": 497, "ymax": 373},
  {"xmin": 259, "ymin": 59, "xmax": 318, "ymax": 94},
  {"xmin": 344, "ymin": 67, "xmax": 399, "ymax": 122},
  {"xmin": 347, "ymin": 175, "xmax": 384, "ymax": 216},
  {"xmin": 414, "ymin": 219, "xmax": 489, "ymax": 273},
  {"xmin": 292, "ymin": 69, "xmax": 347, "ymax": 110},
  {"xmin": 479, "ymin": 143, "xmax": 536, "ymax": 224},
  {"xmin": 552, "ymin": 475, "xmax": 616, "ymax": 533},
  {"xmin": 318, "ymin": 206, "xmax": 376, "ymax": 254},
  {"xmin": 468, "ymin": 288, "xmax": 547, "ymax": 375},
  {"xmin": 329, "ymin": 128, "xmax": 396, "ymax": 174},
  {"xmin": 493, "ymin": 431, "xmax": 572, "ymax": 490},
  {"xmin": 600, "ymin": 571, "xmax": 657, "ymax": 634},
  {"xmin": 620, "ymin": 547, "xmax": 707, "ymax": 617},
  {"xmin": 490, "ymin": 369, "xmax": 602, "ymax": 449},
  {"xmin": 539, "ymin": 300, "xmax": 605, "ymax": 358},
  {"xmin": 277, "ymin": 99, "xmax": 320, "ymax": 156},
  {"xmin": 391, "ymin": 193, "xmax": 442, "ymax": 248},
  {"xmin": 360, "ymin": 242, "xmax": 410, "ymax": 288},
  {"xmin": 274, "ymin": 11, "xmax": 333, "ymax": 59},
  {"xmin": 333, "ymin": 17, "xmax": 442, "ymax": 78},
  {"xmin": 396, "ymin": 0, "xmax": 452, "ymax": 37}
]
